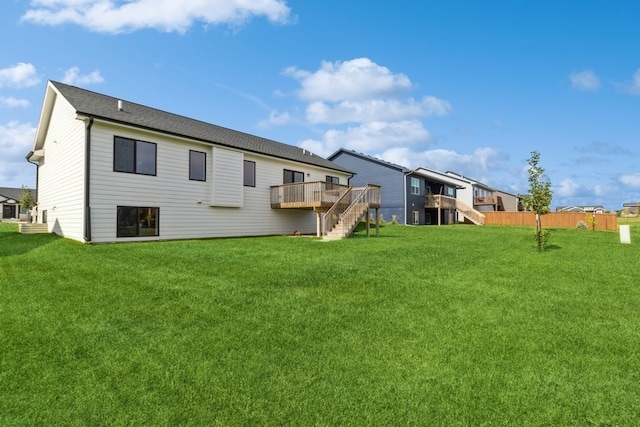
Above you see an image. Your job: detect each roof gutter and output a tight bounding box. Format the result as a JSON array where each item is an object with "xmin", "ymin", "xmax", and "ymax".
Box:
[{"xmin": 84, "ymin": 116, "xmax": 94, "ymax": 243}]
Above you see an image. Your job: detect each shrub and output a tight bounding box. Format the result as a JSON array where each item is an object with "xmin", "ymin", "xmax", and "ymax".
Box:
[
  {"xmin": 534, "ymin": 228, "xmax": 550, "ymax": 251},
  {"xmin": 576, "ymin": 220, "xmax": 587, "ymax": 229}
]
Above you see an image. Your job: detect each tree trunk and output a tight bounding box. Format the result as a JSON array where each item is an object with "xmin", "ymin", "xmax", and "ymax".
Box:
[{"xmin": 535, "ymin": 213, "xmax": 542, "ymax": 251}]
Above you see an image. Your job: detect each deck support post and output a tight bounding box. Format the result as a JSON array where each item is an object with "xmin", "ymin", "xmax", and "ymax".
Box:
[
  {"xmin": 365, "ymin": 209, "xmax": 370, "ymax": 236},
  {"xmin": 316, "ymin": 211, "xmax": 322, "ymax": 237},
  {"xmin": 376, "ymin": 207, "xmax": 380, "ymax": 236}
]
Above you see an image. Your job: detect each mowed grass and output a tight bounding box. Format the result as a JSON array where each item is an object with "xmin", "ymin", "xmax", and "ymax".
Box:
[{"xmin": 1, "ymin": 221, "xmax": 639, "ymax": 426}]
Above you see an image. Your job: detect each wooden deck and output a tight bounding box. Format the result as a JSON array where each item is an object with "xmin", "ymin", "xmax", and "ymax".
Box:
[
  {"xmin": 425, "ymin": 194, "xmax": 485, "ymax": 225},
  {"xmin": 271, "ymin": 182, "xmax": 353, "ymax": 210},
  {"xmin": 271, "ymin": 182, "xmax": 382, "ymax": 239}
]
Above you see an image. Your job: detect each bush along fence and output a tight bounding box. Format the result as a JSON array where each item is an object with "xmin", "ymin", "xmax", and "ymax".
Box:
[{"xmin": 482, "ymin": 212, "xmax": 618, "ymax": 231}]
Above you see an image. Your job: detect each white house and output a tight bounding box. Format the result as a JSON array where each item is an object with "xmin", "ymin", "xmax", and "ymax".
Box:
[
  {"xmin": 0, "ymin": 187, "xmax": 26, "ymax": 220},
  {"xmin": 26, "ymin": 81, "xmax": 356, "ymax": 243}
]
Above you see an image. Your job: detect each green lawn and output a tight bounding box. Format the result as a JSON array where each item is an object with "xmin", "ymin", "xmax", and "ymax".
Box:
[{"xmin": 1, "ymin": 222, "xmax": 639, "ymax": 425}]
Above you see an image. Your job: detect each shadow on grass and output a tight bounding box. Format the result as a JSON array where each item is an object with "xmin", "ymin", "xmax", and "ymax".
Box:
[
  {"xmin": 544, "ymin": 244, "xmax": 562, "ymax": 251},
  {"xmin": 0, "ymin": 223, "xmax": 61, "ymax": 258}
]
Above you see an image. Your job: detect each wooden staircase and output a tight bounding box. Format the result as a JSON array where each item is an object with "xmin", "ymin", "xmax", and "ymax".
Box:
[
  {"xmin": 323, "ymin": 184, "xmax": 381, "ymax": 240},
  {"xmin": 429, "ymin": 195, "xmax": 485, "ymax": 225},
  {"xmin": 453, "ymin": 198, "xmax": 485, "ymax": 225},
  {"xmin": 19, "ymin": 223, "xmax": 49, "ymax": 234}
]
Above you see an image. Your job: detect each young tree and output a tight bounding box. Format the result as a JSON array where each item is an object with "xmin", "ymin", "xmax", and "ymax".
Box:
[
  {"xmin": 20, "ymin": 186, "xmax": 35, "ymax": 212},
  {"xmin": 520, "ymin": 151, "xmax": 553, "ymax": 251}
]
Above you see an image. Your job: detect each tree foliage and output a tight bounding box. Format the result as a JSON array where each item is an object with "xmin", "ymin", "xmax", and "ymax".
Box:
[
  {"xmin": 520, "ymin": 151, "xmax": 553, "ymax": 251},
  {"xmin": 20, "ymin": 186, "xmax": 35, "ymax": 211}
]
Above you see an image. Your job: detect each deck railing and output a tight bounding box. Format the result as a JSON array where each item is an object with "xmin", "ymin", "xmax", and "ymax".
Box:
[
  {"xmin": 270, "ymin": 181, "xmax": 350, "ymax": 209},
  {"xmin": 323, "ymin": 184, "xmax": 381, "ymax": 237},
  {"xmin": 426, "ymin": 194, "xmax": 485, "ymax": 225}
]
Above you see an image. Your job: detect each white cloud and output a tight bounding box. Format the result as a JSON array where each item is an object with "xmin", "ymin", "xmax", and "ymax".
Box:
[
  {"xmin": 406, "ymin": 147, "xmax": 505, "ymax": 175},
  {"xmin": 258, "ymin": 109, "xmax": 291, "ymax": 128},
  {"xmin": 555, "ymin": 178, "xmax": 581, "ymax": 197},
  {"xmin": 21, "ymin": 0, "xmax": 292, "ymax": 34},
  {"xmin": 300, "ymin": 120, "xmax": 431, "ymax": 157},
  {"xmin": 569, "ymin": 70, "xmax": 600, "ymax": 91},
  {"xmin": 305, "ymin": 96, "xmax": 452, "ymax": 125},
  {"xmin": 0, "ymin": 97, "xmax": 29, "ymax": 108},
  {"xmin": 0, "ymin": 121, "xmax": 37, "ymax": 186},
  {"xmin": 61, "ymin": 66, "xmax": 104, "ymax": 85},
  {"xmin": 620, "ymin": 173, "xmax": 640, "ymax": 187},
  {"xmin": 284, "ymin": 58, "xmax": 412, "ymax": 102},
  {"xmin": 626, "ymin": 69, "xmax": 640, "ymax": 96},
  {"xmin": 0, "ymin": 63, "xmax": 40, "ymax": 88}
]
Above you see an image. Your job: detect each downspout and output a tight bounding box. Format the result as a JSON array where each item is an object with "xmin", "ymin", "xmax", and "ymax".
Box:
[
  {"xmin": 404, "ymin": 171, "xmax": 411, "ymax": 225},
  {"xmin": 84, "ymin": 117, "xmax": 94, "ymax": 243},
  {"xmin": 25, "ymin": 152, "xmax": 39, "ymax": 203}
]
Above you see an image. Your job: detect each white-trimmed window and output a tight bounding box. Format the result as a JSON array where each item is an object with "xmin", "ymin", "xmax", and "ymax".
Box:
[
  {"xmin": 411, "ymin": 177, "xmax": 420, "ymax": 195},
  {"xmin": 446, "ymin": 185, "xmax": 455, "ymax": 197}
]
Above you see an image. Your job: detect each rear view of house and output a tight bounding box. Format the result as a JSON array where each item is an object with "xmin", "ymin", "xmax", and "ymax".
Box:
[{"xmin": 26, "ymin": 81, "xmax": 355, "ymax": 243}]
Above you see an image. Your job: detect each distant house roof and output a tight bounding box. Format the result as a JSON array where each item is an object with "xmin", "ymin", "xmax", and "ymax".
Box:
[
  {"xmin": 445, "ymin": 171, "xmax": 496, "ymax": 191},
  {"xmin": 413, "ymin": 167, "xmax": 467, "ymax": 189},
  {"xmin": 0, "ymin": 187, "xmax": 26, "ymax": 202},
  {"xmin": 35, "ymin": 81, "xmax": 351, "ymax": 174},
  {"xmin": 327, "ymin": 148, "xmax": 411, "ymax": 173},
  {"xmin": 556, "ymin": 205, "xmax": 606, "ymax": 213}
]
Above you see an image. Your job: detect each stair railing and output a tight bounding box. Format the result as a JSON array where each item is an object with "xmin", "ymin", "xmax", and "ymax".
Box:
[
  {"xmin": 324, "ymin": 184, "xmax": 381, "ymax": 238},
  {"xmin": 323, "ymin": 186, "xmax": 354, "ymax": 237}
]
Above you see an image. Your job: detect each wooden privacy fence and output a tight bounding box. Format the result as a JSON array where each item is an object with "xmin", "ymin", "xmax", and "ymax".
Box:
[{"xmin": 482, "ymin": 212, "xmax": 618, "ymax": 231}]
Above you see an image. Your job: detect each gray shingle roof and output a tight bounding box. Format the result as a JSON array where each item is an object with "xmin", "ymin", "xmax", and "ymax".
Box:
[
  {"xmin": 0, "ymin": 187, "xmax": 27, "ymax": 201},
  {"xmin": 328, "ymin": 148, "xmax": 411, "ymax": 173},
  {"xmin": 50, "ymin": 81, "xmax": 351, "ymax": 174}
]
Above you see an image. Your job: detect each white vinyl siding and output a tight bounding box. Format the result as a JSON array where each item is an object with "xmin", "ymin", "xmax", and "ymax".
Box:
[
  {"xmin": 36, "ymin": 93, "xmax": 86, "ymax": 240},
  {"xmin": 86, "ymin": 122, "xmax": 350, "ymax": 243},
  {"xmin": 211, "ymin": 147, "xmax": 243, "ymax": 207}
]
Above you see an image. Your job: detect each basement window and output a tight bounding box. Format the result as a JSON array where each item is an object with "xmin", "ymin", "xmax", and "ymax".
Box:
[{"xmin": 117, "ymin": 206, "xmax": 159, "ymax": 237}]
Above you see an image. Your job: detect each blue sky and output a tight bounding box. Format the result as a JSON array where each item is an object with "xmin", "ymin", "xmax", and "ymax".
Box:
[{"xmin": 2, "ymin": 0, "xmax": 639, "ymax": 210}]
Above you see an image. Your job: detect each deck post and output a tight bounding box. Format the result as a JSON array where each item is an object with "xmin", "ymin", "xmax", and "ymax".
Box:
[
  {"xmin": 366, "ymin": 209, "xmax": 370, "ymax": 236},
  {"xmin": 316, "ymin": 211, "xmax": 322, "ymax": 237},
  {"xmin": 376, "ymin": 207, "xmax": 380, "ymax": 236}
]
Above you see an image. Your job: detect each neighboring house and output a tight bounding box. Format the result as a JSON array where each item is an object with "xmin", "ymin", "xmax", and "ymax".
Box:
[
  {"xmin": 556, "ymin": 206, "xmax": 606, "ymax": 214},
  {"xmin": 444, "ymin": 171, "xmax": 520, "ymax": 213},
  {"xmin": 26, "ymin": 81, "xmax": 357, "ymax": 243},
  {"xmin": 328, "ymin": 149, "xmax": 478, "ymax": 225},
  {"xmin": 621, "ymin": 203, "xmax": 639, "ymax": 217},
  {"xmin": 0, "ymin": 187, "xmax": 27, "ymax": 220},
  {"xmin": 328, "ymin": 149, "xmax": 409, "ymax": 224}
]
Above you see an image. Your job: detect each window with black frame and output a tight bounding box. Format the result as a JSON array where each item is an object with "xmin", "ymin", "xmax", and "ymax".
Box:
[
  {"xmin": 114, "ymin": 136, "xmax": 157, "ymax": 175},
  {"xmin": 117, "ymin": 206, "xmax": 159, "ymax": 237},
  {"xmin": 244, "ymin": 160, "xmax": 256, "ymax": 187},
  {"xmin": 189, "ymin": 150, "xmax": 206, "ymax": 181},
  {"xmin": 283, "ymin": 169, "xmax": 304, "ymax": 184}
]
